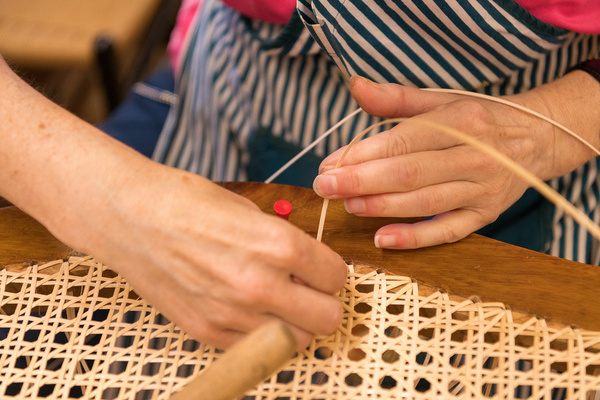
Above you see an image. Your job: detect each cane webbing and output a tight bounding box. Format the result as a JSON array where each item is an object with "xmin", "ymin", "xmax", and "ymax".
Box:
[{"xmin": 1, "ymin": 258, "xmax": 600, "ymax": 399}]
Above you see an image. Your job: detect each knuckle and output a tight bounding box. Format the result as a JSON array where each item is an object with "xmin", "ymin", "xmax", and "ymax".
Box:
[
  {"xmin": 450, "ymin": 101, "xmax": 493, "ymax": 138},
  {"xmin": 207, "ymin": 313, "xmax": 228, "ymax": 328},
  {"xmin": 342, "ymin": 167, "xmax": 365, "ymax": 194},
  {"xmin": 235, "ymin": 273, "xmax": 275, "ymax": 308},
  {"xmin": 389, "ymin": 133, "xmax": 411, "ymax": 156},
  {"xmin": 224, "ymin": 264, "xmax": 273, "ymax": 309},
  {"xmin": 273, "ymin": 233, "xmax": 308, "ymax": 266},
  {"xmin": 259, "ymin": 224, "xmax": 306, "ymax": 263},
  {"xmin": 394, "ymin": 159, "xmax": 423, "ymax": 190},
  {"xmin": 416, "ymin": 189, "xmax": 446, "ymax": 215},
  {"xmin": 185, "ymin": 319, "xmax": 217, "ymax": 343},
  {"xmin": 452, "ymin": 99, "xmax": 490, "ymax": 121},
  {"xmin": 399, "ymin": 229, "xmax": 420, "ymax": 249},
  {"xmin": 204, "ymin": 303, "xmax": 237, "ymax": 328},
  {"xmin": 437, "ymin": 220, "xmax": 464, "ymax": 244},
  {"xmin": 362, "ymin": 195, "xmax": 387, "ymax": 216},
  {"xmin": 474, "ymin": 208, "xmax": 499, "ymax": 227},
  {"xmin": 484, "ymin": 182, "xmax": 505, "ymax": 199}
]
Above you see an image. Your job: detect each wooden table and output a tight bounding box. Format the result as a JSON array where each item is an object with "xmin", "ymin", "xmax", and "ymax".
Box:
[{"xmin": 1, "ymin": 182, "xmax": 599, "ymax": 333}]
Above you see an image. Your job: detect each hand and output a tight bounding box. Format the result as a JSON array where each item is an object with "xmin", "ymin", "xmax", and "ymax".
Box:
[
  {"xmin": 0, "ymin": 58, "xmax": 347, "ymax": 350},
  {"xmin": 313, "ymin": 75, "xmax": 598, "ymax": 249},
  {"xmin": 72, "ymin": 164, "xmax": 348, "ymax": 350}
]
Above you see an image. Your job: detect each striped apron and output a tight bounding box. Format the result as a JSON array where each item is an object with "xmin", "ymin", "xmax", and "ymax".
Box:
[{"xmin": 153, "ymin": 0, "xmax": 600, "ymax": 264}]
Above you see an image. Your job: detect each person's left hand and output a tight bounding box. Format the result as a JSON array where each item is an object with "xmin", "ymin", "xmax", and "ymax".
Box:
[{"xmin": 313, "ymin": 76, "xmax": 598, "ymax": 249}]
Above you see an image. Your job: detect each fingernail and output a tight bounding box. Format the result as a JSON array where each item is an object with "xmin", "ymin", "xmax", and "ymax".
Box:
[
  {"xmin": 374, "ymin": 235, "xmax": 396, "ymax": 248},
  {"xmin": 344, "ymin": 198, "xmax": 365, "ymax": 214},
  {"xmin": 319, "ymin": 165, "xmax": 334, "ymax": 174},
  {"xmin": 351, "ymin": 75, "xmax": 374, "ymax": 86},
  {"xmin": 313, "ymin": 174, "xmax": 338, "ymax": 197}
]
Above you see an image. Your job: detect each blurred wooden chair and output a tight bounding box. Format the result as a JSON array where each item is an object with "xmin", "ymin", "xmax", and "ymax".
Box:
[{"xmin": 0, "ymin": 0, "xmax": 180, "ymax": 122}]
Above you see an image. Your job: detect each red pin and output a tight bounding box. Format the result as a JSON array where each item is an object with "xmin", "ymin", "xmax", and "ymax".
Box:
[{"xmin": 274, "ymin": 200, "xmax": 293, "ymax": 220}]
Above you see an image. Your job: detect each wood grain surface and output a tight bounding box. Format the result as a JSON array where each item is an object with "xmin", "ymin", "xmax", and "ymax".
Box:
[
  {"xmin": 0, "ymin": 206, "xmax": 75, "ymax": 267},
  {"xmin": 1, "ymin": 182, "xmax": 599, "ymax": 332},
  {"xmin": 222, "ymin": 182, "xmax": 600, "ymax": 332}
]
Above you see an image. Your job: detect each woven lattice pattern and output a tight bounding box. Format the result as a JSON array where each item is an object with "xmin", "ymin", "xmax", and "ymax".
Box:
[{"xmin": 1, "ymin": 258, "xmax": 600, "ymax": 399}]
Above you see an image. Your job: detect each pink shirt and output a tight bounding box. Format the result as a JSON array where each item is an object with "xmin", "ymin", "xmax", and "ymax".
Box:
[
  {"xmin": 517, "ymin": 0, "xmax": 600, "ymax": 34},
  {"xmin": 167, "ymin": 0, "xmax": 203, "ymax": 73},
  {"xmin": 168, "ymin": 0, "xmax": 600, "ymax": 72},
  {"xmin": 221, "ymin": 0, "xmax": 295, "ymax": 24}
]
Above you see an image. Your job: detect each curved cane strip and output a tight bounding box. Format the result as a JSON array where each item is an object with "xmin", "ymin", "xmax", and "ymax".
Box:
[{"xmin": 264, "ymin": 108, "xmax": 363, "ymax": 184}]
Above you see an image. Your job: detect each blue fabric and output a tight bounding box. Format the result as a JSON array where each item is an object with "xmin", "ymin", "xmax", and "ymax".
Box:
[
  {"xmin": 246, "ymin": 127, "xmax": 323, "ymax": 187},
  {"xmin": 98, "ymin": 66, "xmax": 175, "ymax": 158},
  {"xmin": 477, "ymin": 188, "xmax": 551, "ymax": 252}
]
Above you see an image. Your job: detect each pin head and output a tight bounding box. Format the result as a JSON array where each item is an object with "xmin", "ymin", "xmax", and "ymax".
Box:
[{"xmin": 274, "ymin": 200, "xmax": 293, "ymax": 220}]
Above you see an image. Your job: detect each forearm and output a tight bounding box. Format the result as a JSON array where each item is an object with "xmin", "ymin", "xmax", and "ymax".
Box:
[{"xmin": 0, "ymin": 57, "xmax": 153, "ymax": 252}]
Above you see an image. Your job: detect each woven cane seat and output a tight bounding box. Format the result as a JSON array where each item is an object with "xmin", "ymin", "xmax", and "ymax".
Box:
[{"xmin": 1, "ymin": 258, "xmax": 599, "ymax": 399}]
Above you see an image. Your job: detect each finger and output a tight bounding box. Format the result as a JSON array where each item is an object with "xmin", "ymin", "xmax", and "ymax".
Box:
[
  {"xmin": 269, "ymin": 227, "xmax": 348, "ymax": 295},
  {"xmin": 287, "ymin": 324, "xmax": 315, "ymax": 350},
  {"xmin": 349, "ymin": 75, "xmax": 461, "ymax": 118},
  {"xmin": 344, "ymin": 181, "xmax": 487, "ymax": 218},
  {"xmin": 218, "ymin": 251, "xmax": 345, "ymax": 337},
  {"xmin": 195, "ymin": 294, "xmax": 275, "ymax": 333},
  {"xmin": 314, "ymin": 145, "xmax": 488, "ymax": 199},
  {"xmin": 186, "ymin": 287, "xmax": 321, "ymax": 350},
  {"xmin": 201, "ymin": 330, "xmax": 246, "ymax": 350},
  {"xmin": 319, "ymin": 145, "xmax": 348, "ymax": 173},
  {"xmin": 266, "ymin": 279, "xmax": 344, "ymax": 336},
  {"xmin": 199, "ymin": 303, "xmax": 314, "ymax": 351},
  {"xmin": 207, "ymin": 207, "xmax": 347, "ymax": 296},
  {"xmin": 319, "ymin": 117, "xmax": 462, "ymax": 174},
  {"xmin": 179, "ymin": 311, "xmax": 247, "ymax": 349},
  {"xmin": 216, "ymin": 323, "xmax": 314, "ymax": 351},
  {"xmin": 257, "ymin": 233, "xmax": 347, "ymax": 336},
  {"xmin": 373, "ymin": 209, "xmax": 490, "ymax": 249}
]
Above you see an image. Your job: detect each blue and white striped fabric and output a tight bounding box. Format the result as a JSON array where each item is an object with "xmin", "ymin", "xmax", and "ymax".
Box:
[
  {"xmin": 297, "ymin": 0, "xmax": 599, "ymax": 94},
  {"xmin": 153, "ymin": 0, "xmax": 379, "ymax": 186},
  {"xmin": 153, "ymin": 0, "xmax": 600, "ymax": 265}
]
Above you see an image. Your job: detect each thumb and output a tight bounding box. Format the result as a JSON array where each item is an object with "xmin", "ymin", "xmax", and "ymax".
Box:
[{"xmin": 349, "ymin": 76, "xmax": 453, "ymax": 118}]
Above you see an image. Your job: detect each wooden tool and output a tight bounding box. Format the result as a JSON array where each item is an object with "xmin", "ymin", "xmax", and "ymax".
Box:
[{"xmin": 170, "ymin": 320, "xmax": 296, "ymax": 400}]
